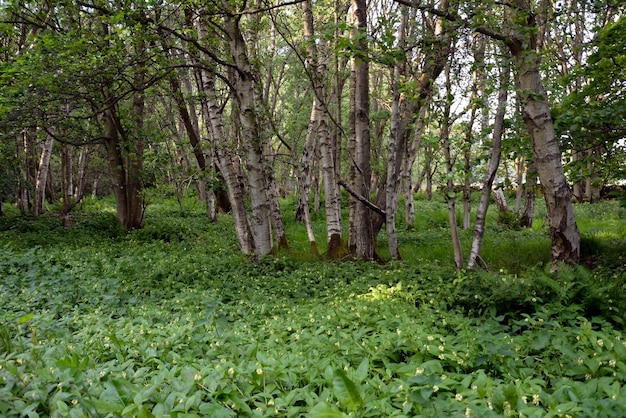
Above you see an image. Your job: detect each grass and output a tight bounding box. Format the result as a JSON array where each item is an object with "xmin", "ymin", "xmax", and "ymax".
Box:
[{"xmin": 0, "ymin": 193, "xmax": 625, "ymax": 417}]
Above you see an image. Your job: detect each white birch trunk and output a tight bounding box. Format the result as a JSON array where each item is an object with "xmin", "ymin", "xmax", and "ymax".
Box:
[
  {"xmin": 302, "ymin": 0, "xmax": 343, "ymax": 257},
  {"xmin": 508, "ymin": 0, "xmax": 580, "ymax": 264},
  {"xmin": 467, "ymin": 53, "xmax": 510, "ymax": 269},
  {"xmin": 34, "ymin": 135, "xmax": 54, "ymax": 216},
  {"xmin": 224, "ymin": 13, "xmax": 273, "ymax": 256}
]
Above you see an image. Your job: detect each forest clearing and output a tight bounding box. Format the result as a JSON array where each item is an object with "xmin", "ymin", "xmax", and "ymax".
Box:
[{"xmin": 1, "ymin": 195, "xmax": 625, "ymax": 417}]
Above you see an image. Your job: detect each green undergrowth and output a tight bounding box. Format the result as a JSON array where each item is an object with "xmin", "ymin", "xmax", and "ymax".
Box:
[{"xmin": 1, "ymin": 197, "xmax": 625, "ymax": 417}]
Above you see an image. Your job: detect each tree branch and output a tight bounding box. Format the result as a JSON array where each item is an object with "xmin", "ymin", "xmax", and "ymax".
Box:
[
  {"xmin": 392, "ymin": 0, "xmax": 515, "ymax": 47},
  {"xmin": 338, "ymin": 180, "xmax": 386, "ymax": 219}
]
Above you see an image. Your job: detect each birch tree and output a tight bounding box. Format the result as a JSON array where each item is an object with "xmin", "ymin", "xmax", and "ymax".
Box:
[
  {"xmin": 396, "ymin": 0, "xmax": 581, "ymax": 265},
  {"xmin": 467, "ymin": 49, "xmax": 510, "ymax": 269},
  {"xmin": 350, "ymin": 0, "xmax": 375, "ymax": 260}
]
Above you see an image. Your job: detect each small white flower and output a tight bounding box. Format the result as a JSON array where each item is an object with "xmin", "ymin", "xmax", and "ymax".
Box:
[
  {"xmin": 455, "ymin": 393, "xmax": 463, "ymax": 401},
  {"xmin": 256, "ymin": 368, "xmax": 263, "ymax": 375}
]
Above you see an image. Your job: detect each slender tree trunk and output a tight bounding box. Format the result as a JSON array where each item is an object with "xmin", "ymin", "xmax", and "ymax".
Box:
[
  {"xmin": 571, "ymin": 150, "xmax": 584, "ymax": 203},
  {"xmin": 74, "ymin": 145, "xmax": 90, "ymax": 201},
  {"xmin": 60, "ymin": 143, "xmax": 73, "ymax": 203},
  {"xmin": 514, "ymin": 156, "xmax": 524, "ymax": 214},
  {"xmin": 297, "ymin": 0, "xmax": 321, "ymax": 254},
  {"xmin": 103, "ymin": 105, "xmax": 129, "ymax": 228},
  {"xmin": 462, "ymin": 34, "xmax": 487, "ymax": 230},
  {"xmin": 403, "ymin": 108, "xmax": 427, "ymax": 226},
  {"xmin": 33, "ymin": 135, "xmax": 54, "ymax": 216},
  {"xmin": 191, "ymin": 17, "xmax": 231, "ymax": 216},
  {"xmin": 467, "ymin": 51, "xmax": 510, "ymax": 269},
  {"xmin": 17, "ymin": 131, "xmax": 35, "ymax": 215},
  {"xmin": 351, "ymin": 0, "xmax": 374, "ymax": 260},
  {"xmin": 385, "ymin": 9, "xmax": 408, "ymax": 260},
  {"xmin": 347, "ymin": 52, "xmax": 358, "ymax": 254},
  {"xmin": 125, "ymin": 68, "xmax": 146, "ymax": 230},
  {"xmin": 425, "ymin": 147, "xmax": 434, "ymax": 201},
  {"xmin": 442, "ymin": 61, "xmax": 463, "ymax": 270},
  {"xmin": 493, "ymin": 176, "xmax": 509, "ymax": 214},
  {"xmin": 301, "ymin": 0, "xmax": 344, "ymax": 257},
  {"xmin": 519, "ymin": 162, "xmax": 537, "ymax": 228}
]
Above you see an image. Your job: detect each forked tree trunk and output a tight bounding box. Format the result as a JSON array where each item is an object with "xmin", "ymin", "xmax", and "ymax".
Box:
[
  {"xmin": 204, "ymin": 68, "xmax": 254, "ymax": 255},
  {"xmin": 224, "ymin": 12, "xmax": 274, "ymax": 256}
]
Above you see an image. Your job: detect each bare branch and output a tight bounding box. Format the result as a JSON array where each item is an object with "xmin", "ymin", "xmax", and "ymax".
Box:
[
  {"xmin": 392, "ymin": 0, "xmax": 514, "ymax": 46},
  {"xmin": 338, "ymin": 180, "xmax": 386, "ymax": 219}
]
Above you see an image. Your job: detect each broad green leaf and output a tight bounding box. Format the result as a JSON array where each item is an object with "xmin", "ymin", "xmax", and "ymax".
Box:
[
  {"xmin": 308, "ymin": 402, "xmax": 348, "ymax": 418},
  {"xmin": 198, "ymin": 402, "xmax": 236, "ymax": 417},
  {"xmin": 17, "ymin": 313, "xmax": 34, "ymax": 324},
  {"xmin": 332, "ymin": 369, "xmax": 362, "ymax": 411},
  {"xmin": 354, "ymin": 358, "xmax": 369, "ymax": 382}
]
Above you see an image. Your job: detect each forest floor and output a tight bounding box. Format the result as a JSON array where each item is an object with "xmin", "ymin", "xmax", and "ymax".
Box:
[{"xmin": 1, "ymin": 194, "xmax": 625, "ymax": 417}]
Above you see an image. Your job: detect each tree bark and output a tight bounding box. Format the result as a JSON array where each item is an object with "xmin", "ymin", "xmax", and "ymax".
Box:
[
  {"xmin": 519, "ymin": 162, "xmax": 537, "ymax": 228},
  {"xmin": 385, "ymin": 9, "xmax": 408, "ymax": 260},
  {"xmin": 224, "ymin": 12, "xmax": 274, "ymax": 256},
  {"xmin": 507, "ymin": 0, "xmax": 580, "ymax": 264},
  {"xmin": 351, "ymin": 0, "xmax": 374, "ymax": 260},
  {"xmin": 467, "ymin": 51, "xmax": 510, "ymax": 269},
  {"xmin": 33, "ymin": 134, "xmax": 54, "ymax": 216},
  {"xmin": 441, "ymin": 60, "xmax": 463, "ymax": 270},
  {"xmin": 203, "ymin": 66, "xmax": 255, "ymax": 255}
]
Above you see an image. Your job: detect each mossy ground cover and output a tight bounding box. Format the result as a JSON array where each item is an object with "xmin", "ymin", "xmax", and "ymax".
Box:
[{"xmin": 1, "ymin": 195, "xmax": 625, "ymax": 417}]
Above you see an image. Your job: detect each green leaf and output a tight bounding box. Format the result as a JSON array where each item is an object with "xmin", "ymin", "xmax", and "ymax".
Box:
[
  {"xmin": 354, "ymin": 358, "xmax": 369, "ymax": 382},
  {"xmin": 308, "ymin": 402, "xmax": 348, "ymax": 418},
  {"xmin": 332, "ymin": 369, "xmax": 362, "ymax": 411},
  {"xmin": 17, "ymin": 313, "xmax": 34, "ymax": 324},
  {"xmin": 198, "ymin": 403, "xmax": 236, "ymax": 417}
]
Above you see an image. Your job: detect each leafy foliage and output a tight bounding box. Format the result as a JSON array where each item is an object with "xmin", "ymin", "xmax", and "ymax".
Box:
[{"xmin": 1, "ymin": 198, "xmax": 625, "ymax": 417}]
